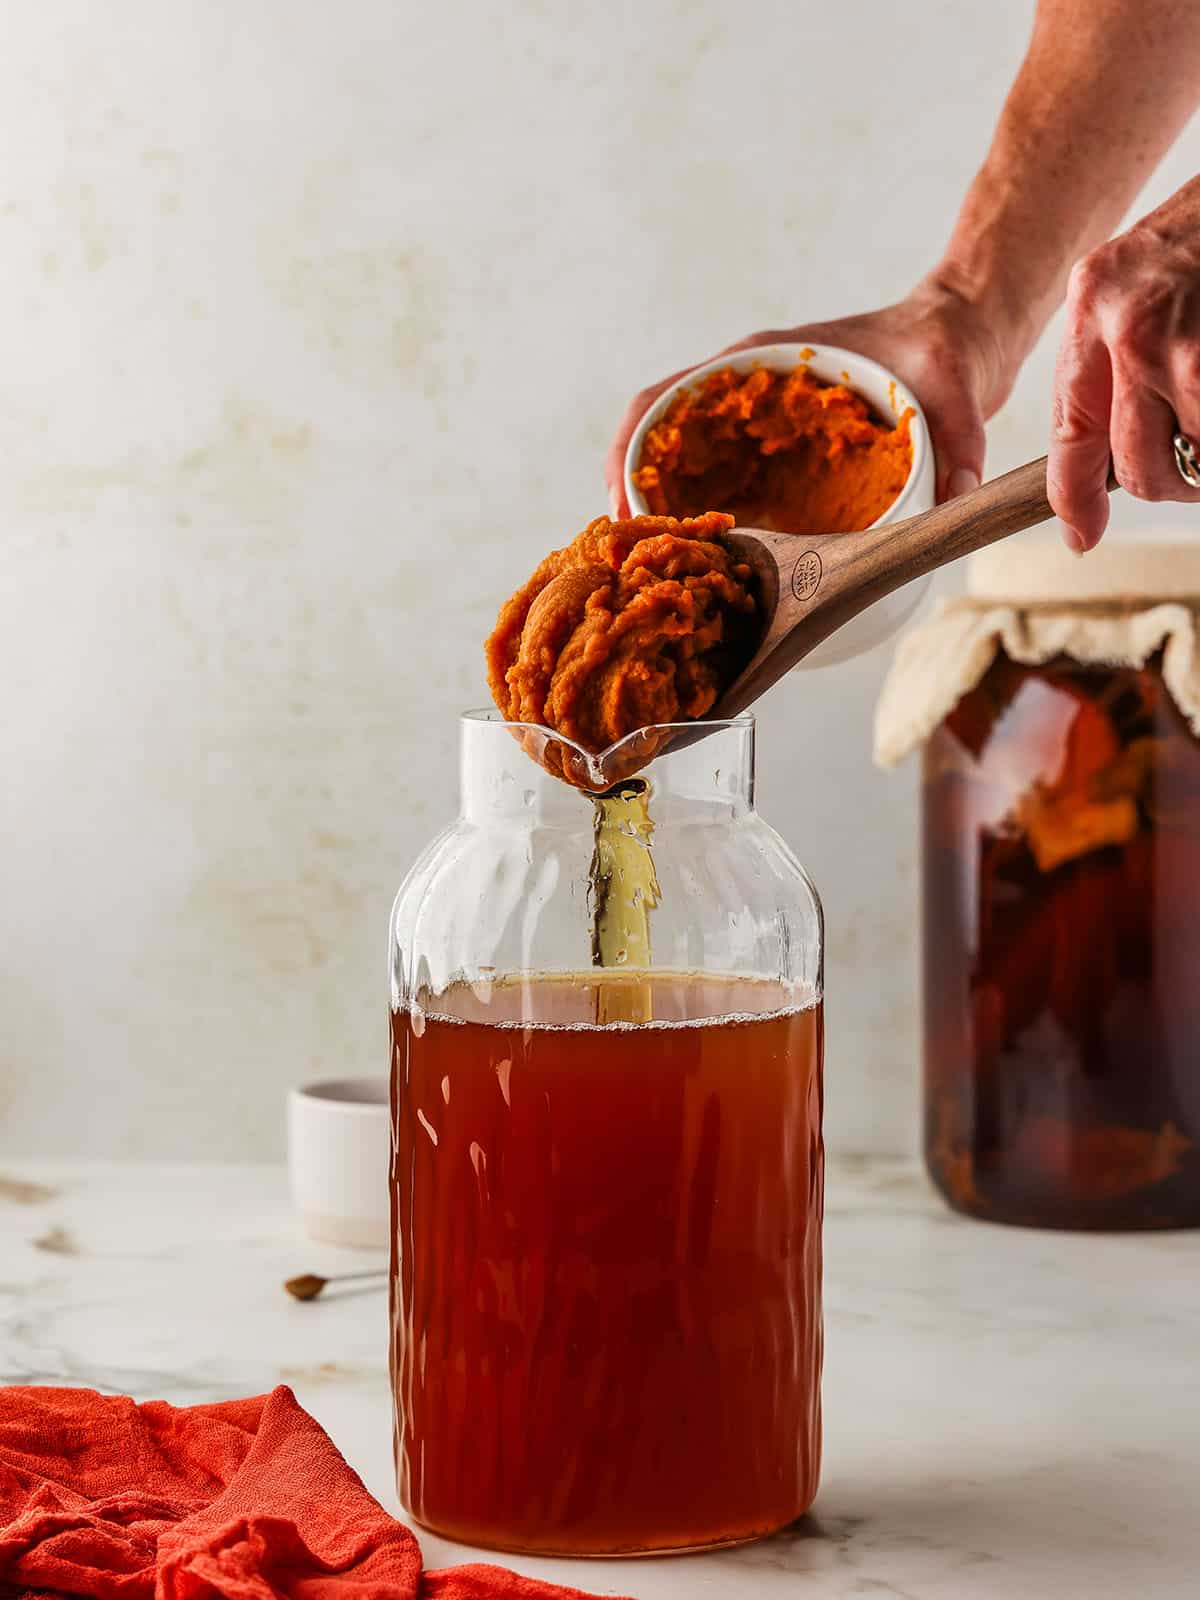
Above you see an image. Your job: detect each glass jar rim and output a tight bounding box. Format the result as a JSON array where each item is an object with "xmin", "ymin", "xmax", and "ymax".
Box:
[
  {"xmin": 464, "ymin": 710, "xmax": 755, "ymax": 790},
  {"xmin": 461, "ymin": 707, "xmax": 754, "ymax": 774}
]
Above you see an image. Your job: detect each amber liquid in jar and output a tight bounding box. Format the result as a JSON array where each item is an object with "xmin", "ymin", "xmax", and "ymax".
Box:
[
  {"xmin": 390, "ymin": 972, "xmax": 823, "ymax": 1556},
  {"xmin": 924, "ymin": 653, "xmax": 1200, "ymax": 1228}
]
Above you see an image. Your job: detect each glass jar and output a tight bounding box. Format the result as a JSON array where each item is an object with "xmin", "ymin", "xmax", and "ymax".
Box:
[
  {"xmin": 389, "ymin": 711, "xmax": 824, "ymax": 1557},
  {"xmin": 908, "ymin": 543, "xmax": 1200, "ymax": 1229}
]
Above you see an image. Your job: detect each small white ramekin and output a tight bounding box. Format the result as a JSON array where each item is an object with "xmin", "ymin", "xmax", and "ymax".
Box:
[
  {"xmin": 287, "ymin": 1077, "xmax": 390, "ymax": 1249},
  {"xmin": 624, "ymin": 342, "xmax": 936, "ymax": 667}
]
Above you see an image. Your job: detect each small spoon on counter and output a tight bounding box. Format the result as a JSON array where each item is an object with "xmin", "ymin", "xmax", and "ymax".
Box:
[
  {"xmin": 708, "ymin": 455, "xmax": 1119, "ymax": 719},
  {"xmin": 284, "ymin": 1269, "xmax": 388, "ymax": 1302}
]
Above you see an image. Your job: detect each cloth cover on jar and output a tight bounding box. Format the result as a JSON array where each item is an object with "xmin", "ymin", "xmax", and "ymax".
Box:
[{"xmin": 874, "ymin": 540, "xmax": 1200, "ymax": 767}]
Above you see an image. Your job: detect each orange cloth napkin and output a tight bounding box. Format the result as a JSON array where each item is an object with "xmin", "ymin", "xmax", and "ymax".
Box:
[{"xmin": 0, "ymin": 1385, "xmax": 633, "ymax": 1599}]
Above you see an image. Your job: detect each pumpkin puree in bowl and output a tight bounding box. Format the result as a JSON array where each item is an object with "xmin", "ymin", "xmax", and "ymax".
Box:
[
  {"xmin": 634, "ymin": 362, "xmax": 914, "ymax": 534},
  {"xmin": 486, "ymin": 512, "xmax": 757, "ymax": 756}
]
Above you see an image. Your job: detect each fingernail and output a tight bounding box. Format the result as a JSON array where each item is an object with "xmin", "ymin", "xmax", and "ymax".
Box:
[
  {"xmin": 947, "ymin": 467, "xmax": 981, "ymax": 499},
  {"xmin": 1062, "ymin": 526, "xmax": 1087, "ymax": 555}
]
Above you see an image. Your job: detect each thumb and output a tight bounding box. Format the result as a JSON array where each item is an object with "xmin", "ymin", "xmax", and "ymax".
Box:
[
  {"xmin": 916, "ymin": 383, "xmax": 987, "ymax": 502},
  {"xmin": 1047, "ymin": 330, "xmax": 1114, "ymax": 552}
]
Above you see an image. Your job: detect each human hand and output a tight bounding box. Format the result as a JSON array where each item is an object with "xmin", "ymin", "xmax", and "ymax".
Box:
[
  {"xmin": 603, "ymin": 278, "xmax": 1016, "ymax": 517},
  {"xmin": 1049, "ymin": 179, "xmax": 1200, "ymax": 551}
]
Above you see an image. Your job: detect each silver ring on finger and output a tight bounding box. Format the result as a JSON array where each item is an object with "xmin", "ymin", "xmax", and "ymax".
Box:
[{"xmin": 1173, "ymin": 429, "xmax": 1200, "ymax": 488}]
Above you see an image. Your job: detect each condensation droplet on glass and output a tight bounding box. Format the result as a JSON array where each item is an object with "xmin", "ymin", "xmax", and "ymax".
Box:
[
  {"xmin": 410, "ymin": 1004, "xmax": 427, "ymax": 1038},
  {"xmin": 441, "ymin": 1075, "xmax": 451, "ymax": 1105}
]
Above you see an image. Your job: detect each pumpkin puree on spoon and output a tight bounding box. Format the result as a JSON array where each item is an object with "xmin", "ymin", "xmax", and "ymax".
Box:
[{"xmin": 486, "ymin": 511, "xmax": 757, "ymax": 755}]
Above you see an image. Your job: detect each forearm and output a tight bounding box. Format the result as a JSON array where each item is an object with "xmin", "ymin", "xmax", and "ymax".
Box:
[
  {"xmin": 930, "ymin": 0, "xmax": 1200, "ymax": 385},
  {"xmin": 607, "ymin": 2, "xmax": 1200, "ymax": 513}
]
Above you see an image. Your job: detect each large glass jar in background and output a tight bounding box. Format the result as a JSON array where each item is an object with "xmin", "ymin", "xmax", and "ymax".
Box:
[
  {"xmin": 907, "ymin": 543, "xmax": 1200, "ymax": 1229},
  {"xmin": 389, "ymin": 711, "xmax": 824, "ymax": 1557}
]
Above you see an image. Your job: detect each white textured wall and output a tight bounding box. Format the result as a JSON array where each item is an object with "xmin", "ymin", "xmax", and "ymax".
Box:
[{"xmin": 4, "ymin": 0, "xmax": 1198, "ymax": 1159}]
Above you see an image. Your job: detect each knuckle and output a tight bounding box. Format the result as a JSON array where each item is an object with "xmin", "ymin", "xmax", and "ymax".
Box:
[
  {"xmin": 1110, "ymin": 308, "xmax": 1163, "ymax": 377},
  {"xmin": 1051, "ymin": 387, "xmax": 1104, "ymax": 445},
  {"xmin": 913, "ymin": 343, "xmax": 972, "ymax": 406},
  {"xmin": 1109, "ymin": 327, "xmax": 1143, "ymax": 374},
  {"xmin": 1112, "ymin": 460, "xmax": 1161, "ymax": 502},
  {"xmin": 917, "ymin": 331, "xmax": 961, "ymax": 372},
  {"xmin": 1067, "ymin": 252, "xmax": 1107, "ymax": 307},
  {"xmin": 943, "ymin": 420, "xmax": 986, "ymax": 465},
  {"xmin": 1115, "ymin": 469, "xmax": 1147, "ymax": 499}
]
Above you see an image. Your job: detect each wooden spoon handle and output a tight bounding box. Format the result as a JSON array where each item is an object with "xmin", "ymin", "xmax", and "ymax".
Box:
[
  {"xmin": 878, "ymin": 454, "xmax": 1054, "ymax": 578},
  {"xmin": 795, "ymin": 452, "xmax": 1122, "ymax": 641},
  {"xmin": 753, "ymin": 456, "xmax": 1064, "ymax": 668},
  {"xmin": 710, "ymin": 455, "xmax": 1118, "ymax": 720}
]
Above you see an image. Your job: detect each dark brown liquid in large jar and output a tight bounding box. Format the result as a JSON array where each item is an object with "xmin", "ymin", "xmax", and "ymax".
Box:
[
  {"xmin": 390, "ymin": 973, "xmax": 823, "ymax": 1555},
  {"xmin": 923, "ymin": 652, "xmax": 1200, "ymax": 1228}
]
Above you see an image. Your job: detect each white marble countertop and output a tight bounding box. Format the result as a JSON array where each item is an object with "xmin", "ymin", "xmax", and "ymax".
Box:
[{"xmin": 1, "ymin": 1156, "xmax": 1198, "ymax": 1597}]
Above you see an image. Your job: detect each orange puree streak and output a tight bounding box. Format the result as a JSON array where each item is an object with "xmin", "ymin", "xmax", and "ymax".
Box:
[
  {"xmin": 633, "ymin": 363, "xmax": 914, "ymax": 535},
  {"xmin": 486, "ymin": 512, "xmax": 757, "ymax": 757}
]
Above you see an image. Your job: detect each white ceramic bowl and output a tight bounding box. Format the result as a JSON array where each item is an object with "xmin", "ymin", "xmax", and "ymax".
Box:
[
  {"xmin": 623, "ymin": 342, "xmax": 935, "ymax": 667},
  {"xmin": 287, "ymin": 1077, "xmax": 390, "ymax": 1249}
]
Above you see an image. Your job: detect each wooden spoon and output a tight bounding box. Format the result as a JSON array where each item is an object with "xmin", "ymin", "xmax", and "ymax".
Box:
[
  {"xmin": 708, "ymin": 455, "xmax": 1115, "ymax": 719},
  {"xmin": 284, "ymin": 1269, "xmax": 387, "ymax": 1302}
]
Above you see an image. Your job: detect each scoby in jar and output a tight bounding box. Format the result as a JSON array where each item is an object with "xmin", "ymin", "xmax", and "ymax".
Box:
[
  {"xmin": 634, "ymin": 361, "xmax": 914, "ymax": 535},
  {"xmin": 486, "ymin": 511, "xmax": 756, "ymax": 754}
]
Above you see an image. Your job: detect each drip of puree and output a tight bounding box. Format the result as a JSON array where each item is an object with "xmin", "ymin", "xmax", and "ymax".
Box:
[
  {"xmin": 486, "ymin": 511, "xmax": 756, "ymax": 754},
  {"xmin": 634, "ymin": 361, "xmax": 914, "ymax": 534}
]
